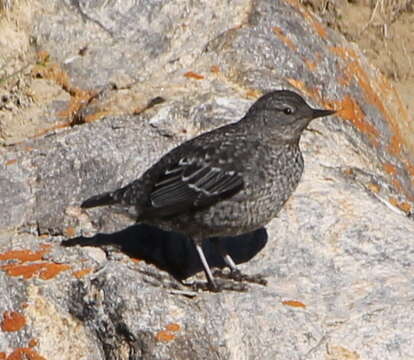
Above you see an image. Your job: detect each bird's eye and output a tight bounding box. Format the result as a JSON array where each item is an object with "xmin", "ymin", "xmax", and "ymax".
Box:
[{"xmin": 283, "ymin": 107, "xmax": 294, "ymax": 115}]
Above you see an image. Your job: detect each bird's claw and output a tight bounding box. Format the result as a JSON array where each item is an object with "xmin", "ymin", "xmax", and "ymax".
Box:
[
  {"xmin": 213, "ymin": 269, "xmax": 267, "ymax": 286},
  {"xmin": 188, "ymin": 278, "xmax": 248, "ymax": 292}
]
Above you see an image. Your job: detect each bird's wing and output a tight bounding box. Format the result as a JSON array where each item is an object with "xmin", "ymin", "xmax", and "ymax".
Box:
[{"xmin": 146, "ymin": 156, "xmax": 244, "ymax": 218}]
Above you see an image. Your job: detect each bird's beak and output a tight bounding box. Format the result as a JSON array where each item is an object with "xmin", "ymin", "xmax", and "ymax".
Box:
[{"xmin": 311, "ymin": 108, "xmax": 336, "ymax": 119}]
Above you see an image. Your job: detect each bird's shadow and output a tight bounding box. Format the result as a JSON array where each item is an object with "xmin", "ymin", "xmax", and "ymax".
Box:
[{"xmin": 62, "ymin": 224, "xmax": 268, "ymax": 281}]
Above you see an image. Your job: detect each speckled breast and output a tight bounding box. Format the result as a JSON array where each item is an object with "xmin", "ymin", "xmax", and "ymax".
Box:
[{"xmin": 191, "ymin": 144, "xmax": 305, "ymax": 236}]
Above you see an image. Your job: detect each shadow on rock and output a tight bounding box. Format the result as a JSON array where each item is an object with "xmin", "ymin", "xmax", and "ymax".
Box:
[{"xmin": 62, "ymin": 224, "xmax": 268, "ymax": 281}]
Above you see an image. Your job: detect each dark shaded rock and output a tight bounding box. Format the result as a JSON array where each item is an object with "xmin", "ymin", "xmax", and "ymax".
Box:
[{"xmin": 62, "ymin": 225, "xmax": 268, "ymax": 281}]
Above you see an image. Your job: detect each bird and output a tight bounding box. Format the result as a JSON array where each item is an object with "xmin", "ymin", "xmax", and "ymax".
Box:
[{"xmin": 81, "ymin": 90, "xmax": 335, "ymax": 291}]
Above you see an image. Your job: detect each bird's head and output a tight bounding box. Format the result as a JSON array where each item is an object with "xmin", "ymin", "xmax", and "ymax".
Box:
[{"xmin": 243, "ymin": 90, "xmax": 335, "ymax": 142}]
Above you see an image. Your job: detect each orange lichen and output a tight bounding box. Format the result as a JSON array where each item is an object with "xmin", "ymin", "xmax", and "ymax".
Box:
[
  {"xmin": 72, "ymin": 268, "xmax": 92, "ymax": 279},
  {"xmin": 311, "ymin": 20, "xmax": 328, "ymax": 38},
  {"xmin": 272, "ymin": 26, "xmax": 297, "ymax": 51},
  {"xmin": 1, "ymin": 263, "xmax": 45, "ymax": 279},
  {"xmin": 6, "ymin": 348, "xmax": 46, "ymax": 360},
  {"xmin": 245, "ymin": 89, "xmax": 262, "ymax": 99},
  {"xmin": 286, "ymin": 78, "xmax": 322, "ymax": 103},
  {"xmin": 330, "ymin": 46, "xmax": 358, "ymax": 60},
  {"xmin": 28, "ymin": 339, "xmax": 38, "ymax": 348},
  {"xmin": 32, "ymin": 122, "xmax": 72, "ymax": 138},
  {"xmin": 84, "ymin": 110, "xmax": 110, "ymax": 123},
  {"xmin": 388, "ymin": 198, "xmax": 412, "ymax": 213},
  {"xmin": 282, "ymin": 300, "xmax": 306, "ymax": 308},
  {"xmin": 154, "ymin": 323, "xmax": 182, "ymax": 342},
  {"xmin": 63, "ymin": 226, "xmax": 76, "ymax": 238},
  {"xmin": 0, "ymin": 352, "xmax": 5, "ymax": 360},
  {"xmin": 155, "ymin": 330, "xmax": 176, "ymax": 342},
  {"xmin": 327, "ymin": 345, "xmax": 360, "ymax": 360},
  {"xmin": 391, "ymin": 177, "xmax": 404, "ymax": 194},
  {"xmin": 406, "ymin": 164, "xmax": 414, "ymax": 177},
  {"xmin": 57, "ymin": 89, "xmax": 94, "ymax": 120},
  {"xmin": 0, "ymin": 247, "xmax": 50, "ymax": 263},
  {"xmin": 335, "ymin": 95, "xmax": 379, "ymax": 145},
  {"xmin": 36, "ymin": 50, "xmax": 50, "ymax": 63},
  {"xmin": 399, "ymin": 202, "xmax": 412, "ymax": 213},
  {"xmin": 342, "ymin": 168, "xmax": 354, "ymax": 176},
  {"xmin": 1, "ymin": 311, "xmax": 27, "ymax": 332},
  {"xmin": 32, "ymin": 50, "xmax": 96, "ymax": 125},
  {"xmin": 132, "ymin": 105, "xmax": 147, "ymax": 115},
  {"xmin": 304, "ymin": 59, "xmax": 317, "ymax": 72},
  {"xmin": 184, "ymin": 71, "xmax": 204, "ymax": 80},
  {"xmin": 366, "ymin": 183, "xmax": 381, "ymax": 193},
  {"xmin": 165, "ymin": 323, "xmax": 181, "ymax": 332},
  {"xmin": 210, "ymin": 65, "xmax": 220, "ymax": 73},
  {"xmin": 383, "ymin": 163, "xmax": 397, "ymax": 176},
  {"xmin": 347, "ymin": 63, "xmax": 387, "ymax": 117},
  {"xmin": 32, "ymin": 52, "xmax": 70, "ymax": 89},
  {"xmin": 330, "ymin": 45, "xmax": 411, "ymax": 160},
  {"xmin": 39, "ymin": 263, "xmax": 71, "ymax": 280},
  {"xmin": 388, "ymin": 135, "xmax": 403, "ymax": 155},
  {"xmin": 5, "ymin": 159, "xmax": 17, "ymax": 166},
  {"xmin": 1, "ymin": 262, "xmax": 70, "ymax": 280},
  {"xmin": 283, "ymin": 0, "xmax": 327, "ymax": 38},
  {"xmin": 287, "ymin": 78, "xmax": 306, "ymax": 92}
]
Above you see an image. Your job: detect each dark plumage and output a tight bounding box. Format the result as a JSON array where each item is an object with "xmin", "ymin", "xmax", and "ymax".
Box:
[{"xmin": 81, "ymin": 90, "xmax": 335, "ymax": 291}]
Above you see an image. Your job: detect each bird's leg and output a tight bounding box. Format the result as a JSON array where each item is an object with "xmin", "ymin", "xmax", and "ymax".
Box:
[
  {"xmin": 212, "ymin": 238, "xmax": 267, "ymax": 286},
  {"xmin": 194, "ymin": 243, "xmax": 218, "ymax": 291},
  {"xmin": 190, "ymin": 238, "xmax": 247, "ymax": 292}
]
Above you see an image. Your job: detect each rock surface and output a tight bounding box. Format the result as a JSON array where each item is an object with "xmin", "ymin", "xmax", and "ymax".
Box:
[{"xmin": 1, "ymin": 0, "xmax": 414, "ymax": 359}]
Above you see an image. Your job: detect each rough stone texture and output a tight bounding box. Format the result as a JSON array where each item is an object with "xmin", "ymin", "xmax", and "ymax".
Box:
[{"xmin": 1, "ymin": 0, "xmax": 414, "ymax": 359}]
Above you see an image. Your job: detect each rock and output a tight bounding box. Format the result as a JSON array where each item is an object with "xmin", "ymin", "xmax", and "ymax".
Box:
[{"xmin": 1, "ymin": 0, "xmax": 414, "ymax": 359}]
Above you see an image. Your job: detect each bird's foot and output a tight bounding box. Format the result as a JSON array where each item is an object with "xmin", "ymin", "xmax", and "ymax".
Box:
[
  {"xmin": 188, "ymin": 278, "xmax": 248, "ymax": 293},
  {"xmin": 213, "ymin": 269, "xmax": 267, "ymax": 286}
]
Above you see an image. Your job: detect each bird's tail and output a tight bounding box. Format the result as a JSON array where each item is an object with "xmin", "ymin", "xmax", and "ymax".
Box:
[{"xmin": 81, "ymin": 191, "xmax": 120, "ymax": 209}]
